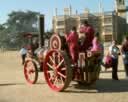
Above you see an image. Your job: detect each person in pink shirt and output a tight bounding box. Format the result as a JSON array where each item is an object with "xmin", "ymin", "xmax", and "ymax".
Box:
[
  {"xmin": 79, "ymin": 20, "xmax": 95, "ymax": 52},
  {"xmin": 65, "ymin": 26, "xmax": 79, "ymax": 64},
  {"xmin": 91, "ymin": 32, "xmax": 102, "ymax": 52}
]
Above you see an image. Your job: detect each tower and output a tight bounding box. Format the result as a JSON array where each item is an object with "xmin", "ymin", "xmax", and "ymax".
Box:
[
  {"xmin": 115, "ymin": 0, "xmax": 127, "ymax": 43},
  {"xmin": 115, "ymin": 0, "xmax": 126, "ymax": 18}
]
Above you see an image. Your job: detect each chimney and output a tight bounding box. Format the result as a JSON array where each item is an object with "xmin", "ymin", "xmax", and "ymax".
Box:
[{"xmin": 38, "ymin": 14, "xmax": 44, "ymax": 47}]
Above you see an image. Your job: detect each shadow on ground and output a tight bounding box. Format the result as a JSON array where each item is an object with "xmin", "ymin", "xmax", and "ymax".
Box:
[
  {"xmin": 0, "ymin": 82, "xmax": 46, "ymax": 87},
  {"xmin": 64, "ymin": 78, "xmax": 128, "ymax": 93},
  {"xmin": 0, "ymin": 83, "xmax": 24, "ymax": 86},
  {"xmin": 96, "ymin": 78, "xmax": 128, "ymax": 93}
]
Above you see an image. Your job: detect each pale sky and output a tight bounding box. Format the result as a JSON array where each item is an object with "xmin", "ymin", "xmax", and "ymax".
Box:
[{"xmin": 0, "ymin": 0, "xmax": 124, "ymax": 30}]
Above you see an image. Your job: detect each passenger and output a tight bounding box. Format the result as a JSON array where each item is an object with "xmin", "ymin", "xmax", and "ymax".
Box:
[
  {"xmin": 65, "ymin": 26, "xmax": 79, "ymax": 64},
  {"xmin": 91, "ymin": 32, "xmax": 102, "ymax": 52},
  {"xmin": 79, "ymin": 20, "xmax": 95, "ymax": 52},
  {"xmin": 90, "ymin": 32, "xmax": 103, "ymax": 65},
  {"xmin": 121, "ymin": 36, "xmax": 128, "ymax": 79}
]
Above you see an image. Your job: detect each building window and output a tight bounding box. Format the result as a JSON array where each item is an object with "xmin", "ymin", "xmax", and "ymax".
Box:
[
  {"xmin": 118, "ymin": 0, "xmax": 124, "ymax": 5},
  {"xmin": 104, "ymin": 18, "xmax": 112, "ymax": 24},
  {"xmin": 57, "ymin": 21, "xmax": 64, "ymax": 26},
  {"xmin": 103, "ymin": 26, "xmax": 112, "ymax": 33},
  {"xmin": 104, "ymin": 35, "xmax": 112, "ymax": 41}
]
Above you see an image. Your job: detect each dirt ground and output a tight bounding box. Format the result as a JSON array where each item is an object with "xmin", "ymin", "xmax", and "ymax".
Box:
[{"xmin": 0, "ymin": 51, "xmax": 128, "ymax": 102}]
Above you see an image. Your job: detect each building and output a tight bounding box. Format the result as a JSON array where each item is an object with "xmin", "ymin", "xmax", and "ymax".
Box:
[
  {"xmin": 53, "ymin": 9, "xmax": 101, "ymax": 38},
  {"xmin": 53, "ymin": 0, "xmax": 127, "ymax": 43}
]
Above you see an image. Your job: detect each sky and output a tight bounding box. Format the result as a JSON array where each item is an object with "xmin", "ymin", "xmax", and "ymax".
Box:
[{"xmin": 0, "ymin": 0, "xmax": 120, "ymax": 30}]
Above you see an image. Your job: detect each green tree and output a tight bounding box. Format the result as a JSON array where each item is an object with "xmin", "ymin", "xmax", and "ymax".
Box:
[{"xmin": 0, "ymin": 10, "xmax": 40, "ymax": 49}]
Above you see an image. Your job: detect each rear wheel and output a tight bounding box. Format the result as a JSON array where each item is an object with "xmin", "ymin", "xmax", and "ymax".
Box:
[
  {"xmin": 43, "ymin": 50, "xmax": 72, "ymax": 92},
  {"xmin": 24, "ymin": 60, "xmax": 38, "ymax": 84}
]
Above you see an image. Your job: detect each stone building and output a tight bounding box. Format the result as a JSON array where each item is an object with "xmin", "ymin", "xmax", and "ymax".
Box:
[{"xmin": 52, "ymin": 0, "xmax": 127, "ymax": 43}]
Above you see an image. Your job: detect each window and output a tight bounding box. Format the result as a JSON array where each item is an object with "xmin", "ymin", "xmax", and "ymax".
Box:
[
  {"xmin": 104, "ymin": 18, "xmax": 112, "ymax": 24},
  {"xmin": 57, "ymin": 21, "xmax": 64, "ymax": 26},
  {"xmin": 103, "ymin": 26, "xmax": 113, "ymax": 33}
]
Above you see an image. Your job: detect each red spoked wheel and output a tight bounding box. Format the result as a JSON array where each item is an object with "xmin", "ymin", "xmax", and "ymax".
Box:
[
  {"xmin": 24, "ymin": 60, "xmax": 38, "ymax": 84},
  {"xmin": 43, "ymin": 49, "xmax": 72, "ymax": 92}
]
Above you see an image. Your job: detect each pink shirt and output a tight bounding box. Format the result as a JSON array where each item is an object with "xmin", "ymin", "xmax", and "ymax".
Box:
[
  {"xmin": 66, "ymin": 31, "xmax": 78, "ymax": 49},
  {"xmin": 66, "ymin": 31, "xmax": 78, "ymax": 63},
  {"xmin": 91, "ymin": 37, "xmax": 101, "ymax": 51}
]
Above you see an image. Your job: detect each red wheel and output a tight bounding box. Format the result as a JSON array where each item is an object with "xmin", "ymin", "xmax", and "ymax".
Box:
[
  {"xmin": 43, "ymin": 50, "xmax": 72, "ymax": 92},
  {"xmin": 24, "ymin": 60, "xmax": 38, "ymax": 84}
]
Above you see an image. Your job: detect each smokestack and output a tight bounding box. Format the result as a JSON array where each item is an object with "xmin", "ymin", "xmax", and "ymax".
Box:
[{"xmin": 38, "ymin": 14, "xmax": 44, "ymax": 47}]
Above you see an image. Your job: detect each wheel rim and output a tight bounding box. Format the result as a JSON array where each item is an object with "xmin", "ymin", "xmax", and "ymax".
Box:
[
  {"xmin": 43, "ymin": 50, "xmax": 69, "ymax": 91},
  {"xmin": 24, "ymin": 60, "xmax": 38, "ymax": 84},
  {"xmin": 49, "ymin": 34, "xmax": 61, "ymax": 50}
]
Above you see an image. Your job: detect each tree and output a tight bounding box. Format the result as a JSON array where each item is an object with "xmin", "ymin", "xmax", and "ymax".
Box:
[{"xmin": 0, "ymin": 10, "xmax": 40, "ymax": 49}]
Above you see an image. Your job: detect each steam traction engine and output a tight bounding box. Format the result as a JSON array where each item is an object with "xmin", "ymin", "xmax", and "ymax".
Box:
[{"xmin": 24, "ymin": 15, "xmax": 101, "ymax": 92}]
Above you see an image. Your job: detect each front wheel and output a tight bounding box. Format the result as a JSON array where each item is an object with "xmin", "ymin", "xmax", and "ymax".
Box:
[
  {"xmin": 24, "ymin": 60, "xmax": 38, "ymax": 84},
  {"xmin": 43, "ymin": 50, "xmax": 72, "ymax": 92}
]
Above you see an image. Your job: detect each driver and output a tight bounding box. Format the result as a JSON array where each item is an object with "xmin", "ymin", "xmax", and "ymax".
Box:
[
  {"xmin": 79, "ymin": 20, "xmax": 95, "ymax": 52},
  {"xmin": 65, "ymin": 26, "xmax": 79, "ymax": 64}
]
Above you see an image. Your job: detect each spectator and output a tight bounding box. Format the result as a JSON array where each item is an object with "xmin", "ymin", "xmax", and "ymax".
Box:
[
  {"xmin": 19, "ymin": 46, "xmax": 27, "ymax": 65},
  {"xmin": 121, "ymin": 36, "xmax": 128, "ymax": 79},
  {"xmin": 108, "ymin": 40, "xmax": 120, "ymax": 80}
]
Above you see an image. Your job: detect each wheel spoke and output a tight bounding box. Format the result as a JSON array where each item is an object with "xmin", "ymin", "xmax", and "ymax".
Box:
[
  {"xmin": 60, "ymin": 76, "xmax": 64, "ymax": 85},
  {"xmin": 49, "ymin": 56, "xmax": 55, "ymax": 65},
  {"xmin": 49, "ymin": 75, "xmax": 55, "ymax": 82},
  {"xmin": 61, "ymin": 67, "xmax": 66, "ymax": 71},
  {"xmin": 47, "ymin": 71, "xmax": 55, "ymax": 81},
  {"xmin": 53, "ymin": 76, "xmax": 58, "ymax": 85},
  {"xmin": 47, "ymin": 62, "xmax": 54, "ymax": 70},
  {"xmin": 56, "ymin": 59, "xmax": 64, "ymax": 69},
  {"xmin": 29, "ymin": 69, "xmax": 35, "ymax": 74},
  {"xmin": 57, "ymin": 53, "xmax": 61, "ymax": 64},
  {"xmin": 57, "ymin": 72, "xmax": 66, "ymax": 79}
]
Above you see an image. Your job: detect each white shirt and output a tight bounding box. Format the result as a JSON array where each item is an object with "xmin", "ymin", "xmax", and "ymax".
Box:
[
  {"xmin": 19, "ymin": 48, "xmax": 27, "ymax": 55},
  {"xmin": 109, "ymin": 45, "xmax": 119, "ymax": 59}
]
